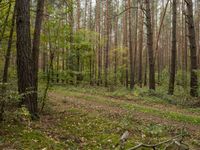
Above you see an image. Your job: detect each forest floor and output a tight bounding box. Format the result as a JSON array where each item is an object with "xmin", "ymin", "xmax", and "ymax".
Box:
[{"xmin": 1, "ymin": 85, "xmax": 200, "ymax": 149}]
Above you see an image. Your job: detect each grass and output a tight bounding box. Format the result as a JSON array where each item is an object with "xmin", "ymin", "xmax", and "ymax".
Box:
[
  {"xmin": 0, "ymin": 108, "xmax": 173, "ymax": 149},
  {"xmin": 1, "ymin": 84, "xmax": 200, "ymax": 149},
  {"xmin": 58, "ymin": 108, "xmax": 135, "ymax": 149},
  {"xmin": 53, "ymin": 86, "xmax": 200, "ymax": 125},
  {"xmin": 0, "ymin": 123, "xmax": 66, "ymax": 150}
]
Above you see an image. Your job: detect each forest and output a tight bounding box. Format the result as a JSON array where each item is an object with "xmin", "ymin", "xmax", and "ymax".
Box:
[{"xmin": 0, "ymin": 0, "xmax": 200, "ymax": 149}]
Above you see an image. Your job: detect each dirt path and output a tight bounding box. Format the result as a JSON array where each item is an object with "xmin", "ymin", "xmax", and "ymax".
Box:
[{"xmin": 49, "ymin": 91, "xmax": 200, "ymax": 138}]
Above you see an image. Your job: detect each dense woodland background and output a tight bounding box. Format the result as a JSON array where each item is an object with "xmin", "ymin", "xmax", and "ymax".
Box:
[{"xmin": 0, "ymin": 0, "xmax": 200, "ymax": 149}]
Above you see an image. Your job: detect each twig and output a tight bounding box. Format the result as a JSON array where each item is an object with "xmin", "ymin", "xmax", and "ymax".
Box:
[{"xmin": 128, "ymin": 134, "xmax": 188, "ymax": 150}]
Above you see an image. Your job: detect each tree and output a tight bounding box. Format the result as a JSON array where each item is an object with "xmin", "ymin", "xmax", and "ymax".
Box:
[
  {"xmin": 128, "ymin": 0, "xmax": 134, "ymax": 90},
  {"xmin": 2, "ymin": 3, "xmax": 16, "ymax": 84},
  {"xmin": 104, "ymin": 0, "xmax": 110, "ymax": 87},
  {"xmin": 96, "ymin": 0, "xmax": 102, "ymax": 85},
  {"xmin": 68, "ymin": 0, "xmax": 74, "ymax": 84},
  {"xmin": 16, "ymin": 0, "xmax": 38, "ymax": 118},
  {"xmin": 185, "ymin": 0, "xmax": 198, "ymax": 97},
  {"xmin": 0, "ymin": 2, "xmax": 16, "ymax": 121},
  {"xmin": 113, "ymin": 0, "xmax": 119, "ymax": 85},
  {"xmin": 168, "ymin": 0, "xmax": 177, "ymax": 95},
  {"xmin": 145, "ymin": 0, "xmax": 156, "ymax": 90},
  {"xmin": 122, "ymin": 0, "xmax": 129, "ymax": 88},
  {"xmin": 138, "ymin": 2, "xmax": 144, "ymax": 87},
  {"xmin": 32, "ymin": 0, "xmax": 45, "ymax": 108}
]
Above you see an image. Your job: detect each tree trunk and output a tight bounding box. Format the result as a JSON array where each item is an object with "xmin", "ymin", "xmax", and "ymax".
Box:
[
  {"xmin": 122, "ymin": 1, "xmax": 128, "ymax": 88},
  {"xmin": 104, "ymin": 0, "xmax": 110, "ymax": 87},
  {"xmin": 2, "ymin": 4, "xmax": 16, "ymax": 83},
  {"xmin": 128, "ymin": 0, "xmax": 134, "ymax": 90},
  {"xmin": 32, "ymin": 0, "xmax": 45, "ymax": 107},
  {"xmin": 96, "ymin": 0, "xmax": 102, "ymax": 86},
  {"xmin": 186, "ymin": 0, "xmax": 198, "ymax": 97},
  {"xmin": 114, "ymin": 14, "xmax": 118, "ymax": 85},
  {"xmin": 138, "ymin": 2, "xmax": 144, "ymax": 87},
  {"xmin": 0, "ymin": 3, "xmax": 16, "ymax": 122},
  {"xmin": 168, "ymin": 0, "xmax": 177, "ymax": 95},
  {"xmin": 16, "ymin": 0, "xmax": 38, "ymax": 118},
  {"xmin": 145, "ymin": 0, "xmax": 156, "ymax": 90}
]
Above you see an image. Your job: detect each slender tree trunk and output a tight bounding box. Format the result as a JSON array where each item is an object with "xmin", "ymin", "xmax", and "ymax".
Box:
[
  {"xmin": 145, "ymin": 0, "xmax": 156, "ymax": 90},
  {"xmin": 138, "ymin": 3, "xmax": 144, "ymax": 87},
  {"xmin": 0, "ymin": 3, "xmax": 16, "ymax": 122},
  {"xmin": 144, "ymin": 47, "xmax": 148, "ymax": 86},
  {"xmin": 96, "ymin": 0, "xmax": 102, "ymax": 86},
  {"xmin": 56, "ymin": 48, "xmax": 60, "ymax": 83},
  {"xmin": 168, "ymin": 0, "xmax": 177, "ymax": 95},
  {"xmin": 122, "ymin": 1, "xmax": 128, "ymax": 88},
  {"xmin": 114, "ymin": 2, "xmax": 119, "ymax": 85},
  {"xmin": 186, "ymin": 0, "xmax": 198, "ymax": 97},
  {"xmin": 42, "ymin": 50, "xmax": 47, "ymax": 74},
  {"xmin": 128, "ymin": 0, "xmax": 134, "ymax": 89},
  {"xmin": 128, "ymin": 0, "xmax": 134, "ymax": 90},
  {"xmin": 104, "ymin": 0, "xmax": 110, "ymax": 87},
  {"xmin": 76, "ymin": 0, "xmax": 81, "ymax": 30},
  {"xmin": 32, "ymin": 0, "xmax": 45, "ymax": 108},
  {"xmin": 133, "ymin": 1, "xmax": 138, "ymax": 85},
  {"xmin": 68, "ymin": 0, "xmax": 74, "ymax": 84},
  {"xmin": 2, "ymin": 4, "xmax": 16, "ymax": 83}
]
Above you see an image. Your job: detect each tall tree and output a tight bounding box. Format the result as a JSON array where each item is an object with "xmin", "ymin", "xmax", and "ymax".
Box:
[
  {"xmin": 32, "ymin": 0, "xmax": 45, "ymax": 107},
  {"xmin": 185, "ymin": 0, "xmax": 198, "ymax": 97},
  {"xmin": 2, "ymin": 3, "xmax": 16, "ymax": 84},
  {"xmin": 96, "ymin": 0, "xmax": 102, "ymax": 85},
  {"xmin": 114, "ymin": 0, "xmax": 119, "ymax": 85},
  {"xmin": 145, "ymin": 0, "xmax": 156, "ymax": 90},
  {"xmin": 168, "ymin": 0, "xmax": 177, "ymax": 95},
  {"xmin": 138, "ymin": 2, "xmax": 144, "ymax": 87},
  {"xmin": 68, "ymin": 0, "xmax": 75, "ymax": 84},
  {"xmin": 0, "ymin": 3, "xmax": 16, "ymax": 121},
  {"xmin": 104, "ymin": 0, "xmax": 110, "ymax": 87},
  {"xmin": 128, "ymin": 0, "xmax": 134, "ymax": 89},
  {"xmin": 122, "ymin": 0, "xmax": 129, "ymax": 88},
  {"xmin": 16, "ymin": 0, "xmax": 38, "ymax": 117}
]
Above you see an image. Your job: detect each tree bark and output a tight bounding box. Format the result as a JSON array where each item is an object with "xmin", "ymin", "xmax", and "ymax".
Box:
[
  {"xmin": 104, "ymin": 0, "xmax": 110, "ymax": 87},
  {"xmin": 145, "ymin": 0, "xmax": 156, "ymax": 90},
  {"xmin": 0, "ymin": 2, "xmax": 16, "ymax": 122},
  {"xmin": 168, "ymin": 0, "xmax": 177, "ymax": 95},
  {"xmin": 185, "ymin": 0, "xmax": 198, "ymax": 97},
  {"xmin": 32, "ymin": 0, "xmax": 45, "ymax": 107},
  {"xmin": 2, "ymin": 4, "xmax": 16, "ymax": 83},
  {"xmin": 138, "ymin": 2, "xmax": 144, "ymax": 87},
  {"xmin": 128, "ymin": 0, "xmax": 134, "ymax": 90},
  {"xmin": 16, "ymin": 0, "xmax": 38, "ymax": 118}
]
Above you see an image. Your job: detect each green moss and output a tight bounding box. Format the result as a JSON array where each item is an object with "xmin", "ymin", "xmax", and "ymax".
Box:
[
  {"xmin": 58, "ymin": 109, "xmax": 122, "ymax": 149},
  {"xmin": 0, "ymin": 124, "xmax": 66, "ymax": 150}
]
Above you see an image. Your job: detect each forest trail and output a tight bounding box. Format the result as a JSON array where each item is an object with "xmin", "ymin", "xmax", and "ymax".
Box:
[{"xmin": 49, "ymin": 87, "xmax": 200, "ymax": 137}]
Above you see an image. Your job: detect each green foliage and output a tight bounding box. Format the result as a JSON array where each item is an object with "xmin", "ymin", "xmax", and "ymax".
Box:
[
  {"xmin": 15, "ymin": 106, "xmax": 31, "ymax": 120},
  {"xmin": 144, "ymin": 124, "xmax": 166, "ymax": 137}
]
